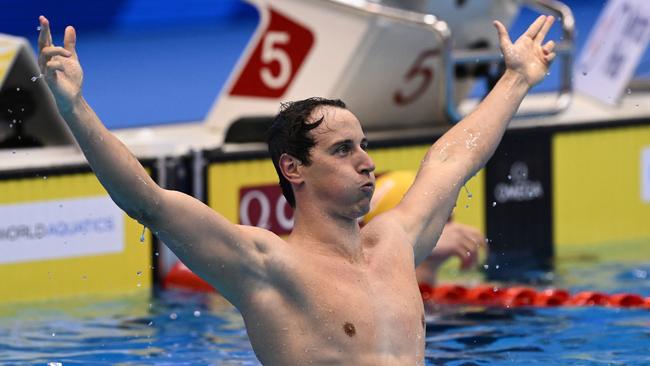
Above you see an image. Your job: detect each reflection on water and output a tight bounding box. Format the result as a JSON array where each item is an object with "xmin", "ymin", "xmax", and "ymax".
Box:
[{"xmin": 0, "ymin": 263, "xmax": 648, "ymax": 365}]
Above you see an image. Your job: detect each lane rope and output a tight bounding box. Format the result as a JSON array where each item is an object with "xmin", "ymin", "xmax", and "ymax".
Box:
[{"xmin": 419, "ymin": 283, "xmax": 650, "ymax": 309}]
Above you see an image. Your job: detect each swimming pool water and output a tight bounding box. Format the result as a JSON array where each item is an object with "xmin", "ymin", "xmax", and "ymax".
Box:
[{"xmin": 1, "ymin": 262, "xmax": 649, "ymax": 365}]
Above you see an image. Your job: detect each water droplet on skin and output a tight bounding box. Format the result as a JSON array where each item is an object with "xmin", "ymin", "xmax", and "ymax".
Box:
[{"xmin": 193, "ymin": 310, "xmax": 201, "ymax": 317}]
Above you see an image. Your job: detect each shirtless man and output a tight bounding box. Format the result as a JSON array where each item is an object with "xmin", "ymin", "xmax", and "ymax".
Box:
[{"xmin": 37, "ymin": 14, "xmax": 556, "ymax": 365}]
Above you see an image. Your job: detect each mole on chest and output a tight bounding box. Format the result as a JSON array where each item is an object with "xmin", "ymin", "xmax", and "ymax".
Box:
[{"xmin": 343, "ymin": 322, "xmax": 356, "ymax": 337}]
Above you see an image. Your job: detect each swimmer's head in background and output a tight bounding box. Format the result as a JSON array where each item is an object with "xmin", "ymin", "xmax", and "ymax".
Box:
[
  {"xmin": 363, "ymin": 170, "xmax": 416, "ymax": 224},
  {"xmin": 267, "ymin": 97, "xmax": 347, "ymax": 208}
]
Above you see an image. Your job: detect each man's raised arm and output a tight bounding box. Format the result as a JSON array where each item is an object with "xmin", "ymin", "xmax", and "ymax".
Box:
[
  {"xmin": 37, "ymin": 16, "xmax": 270, "ymax": 304},
  {"xmin": 387, "ymin": 16, "xmax": 557, "ymax": 263}
]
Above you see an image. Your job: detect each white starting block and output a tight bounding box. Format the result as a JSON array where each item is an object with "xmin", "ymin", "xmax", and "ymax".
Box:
[
  {"xmin": 0, "ymin": 34, "xmax": 74, "ymax": 148},
  {"xmin": 206, "ymin": 0, "xmax": 575, "ymax": 142}
]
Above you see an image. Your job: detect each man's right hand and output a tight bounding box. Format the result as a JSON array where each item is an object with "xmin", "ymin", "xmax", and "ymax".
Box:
[{"xmin": 38, "ymin": 16, "xmax": 83, "ymax": 112}]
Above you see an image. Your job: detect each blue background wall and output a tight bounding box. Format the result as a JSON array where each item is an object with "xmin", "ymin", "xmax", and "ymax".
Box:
[{"xmin": 0, "ymin": 0, "xmax": 647, "ymax": 129}]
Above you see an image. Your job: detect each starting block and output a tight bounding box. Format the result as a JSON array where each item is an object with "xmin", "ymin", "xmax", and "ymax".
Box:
[{"xmin": 206, "ymin": 0, "xmax": 575, "ymax": 142}]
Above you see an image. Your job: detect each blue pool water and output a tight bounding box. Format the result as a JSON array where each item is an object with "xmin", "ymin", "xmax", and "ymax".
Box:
[{"xmin": 1, "ymin": 262, "xmax": 649, "ymax": 365}]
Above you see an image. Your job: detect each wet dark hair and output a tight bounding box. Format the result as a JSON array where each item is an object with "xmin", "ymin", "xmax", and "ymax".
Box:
[{"xmin": 267, "ymin": 97, "xmax": 347, "ymax": 207}]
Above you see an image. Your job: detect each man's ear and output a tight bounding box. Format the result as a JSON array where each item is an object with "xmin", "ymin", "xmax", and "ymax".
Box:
[{"xmin": 279, "ymin": 153, "xmax": 303, "ymax": 184}]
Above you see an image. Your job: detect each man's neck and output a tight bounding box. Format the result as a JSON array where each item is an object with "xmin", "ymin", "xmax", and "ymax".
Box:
[{"xmin": 289, "ymin": 204, "xmax": 365, "ymax": 263}]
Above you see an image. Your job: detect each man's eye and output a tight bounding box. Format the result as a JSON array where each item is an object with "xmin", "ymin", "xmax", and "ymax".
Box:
[
  {"xmin": 336, "ymin": 145, "xmax": 350, "ymax": 155},
  {"xmin": 360, "ymin": 142, "xmax": 368, "ymax": 150}
]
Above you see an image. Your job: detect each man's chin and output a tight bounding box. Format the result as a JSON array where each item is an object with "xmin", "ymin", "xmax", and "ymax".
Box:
[{"xmin": 356, "ymin": 202, "xmax": 371, "ymax": 218}]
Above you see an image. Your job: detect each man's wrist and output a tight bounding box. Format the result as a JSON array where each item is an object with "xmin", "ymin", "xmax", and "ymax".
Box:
[
  {"xmin": 58, "ymin": 93, "xmax": 84, "ymax": 116},
  {"xmin": 501, "ymin": 69, "xmax": 531, "ymax": 92}
]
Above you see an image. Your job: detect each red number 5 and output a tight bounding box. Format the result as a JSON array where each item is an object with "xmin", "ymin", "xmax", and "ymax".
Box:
[{"xmin": 393, "ymin": 49, "xmax": 440, "ymax": 106}]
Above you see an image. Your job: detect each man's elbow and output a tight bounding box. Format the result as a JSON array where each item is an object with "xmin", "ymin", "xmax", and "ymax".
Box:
[{"xmin": 116, "ymin": 188, "xmax": 164, "ymax": 225}]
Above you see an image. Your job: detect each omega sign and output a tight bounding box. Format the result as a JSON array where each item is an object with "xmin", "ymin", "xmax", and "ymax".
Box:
[
  {"xmin": 239, "ymin": 184, "xmax": 294, "ymax": 235},
  {"xmin": 494, "ymin": 161, "xmax": 544, "ymax": 203}
]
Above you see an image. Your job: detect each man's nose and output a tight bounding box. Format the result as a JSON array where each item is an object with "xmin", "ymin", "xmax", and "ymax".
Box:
[{"xmin": 358, "ymin": 149, "xmax": 375, "ymax": 175}]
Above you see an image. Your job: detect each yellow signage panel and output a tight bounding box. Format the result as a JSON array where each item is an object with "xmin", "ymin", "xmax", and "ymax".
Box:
[
  {"xmin": 553, "ymin": 125, "xmax": 650, "ymax": 247},
  {"xmin": 0, "ymin": 172, "xmax": 152, "ymax": 303}
]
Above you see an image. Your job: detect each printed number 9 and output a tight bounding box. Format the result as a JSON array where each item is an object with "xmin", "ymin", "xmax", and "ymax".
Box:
[{"xmin": 260, "ymin": 31, "xmax": 292, "ymax": 89}]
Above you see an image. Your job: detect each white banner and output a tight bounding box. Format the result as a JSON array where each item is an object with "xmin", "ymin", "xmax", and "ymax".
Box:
[
  {"xmin": 574, "ymin": 0, "xmax": 650, "ymax": 105},
  {"xmin": 643, "ymin": 147, "xmax": 650, "ymax": 203},
  {"xmin": 0, "ymin": 196, "xmax": 125, "ymax": 264}
]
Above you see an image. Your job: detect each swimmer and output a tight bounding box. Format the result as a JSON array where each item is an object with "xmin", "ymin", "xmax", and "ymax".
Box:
[{"xmin": 37, "ymin": 14, "xmax": 556, "ymax": 365}]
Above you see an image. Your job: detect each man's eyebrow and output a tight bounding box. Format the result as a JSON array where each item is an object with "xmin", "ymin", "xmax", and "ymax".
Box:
[
  {"xmin": 328, "ymin": 139, "xmax": 354, "ymax": 149},
  {"xmin": 328, "ymin": 138, "xmax": 369, "ymax": 149}
]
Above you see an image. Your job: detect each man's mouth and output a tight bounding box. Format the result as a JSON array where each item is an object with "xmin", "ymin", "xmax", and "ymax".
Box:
[{"xmin": 361, "ymin": 182, "xmax": 375, "ymax": 193}]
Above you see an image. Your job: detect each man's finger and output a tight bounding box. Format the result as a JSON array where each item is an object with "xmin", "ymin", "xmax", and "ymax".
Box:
[
  {"xmin": 38, "ymin": 15, "xmax": 53, "ymax": 51},
  {"xmin": 46, "ymin": 59, "xmax": 65, "ymax": 72},
  {"xmin": 40, "ymin": 46, "xmax": 72, "ymax": 59},
  {"xmin": 542, "ymin": 40, "xmax": 556, "ymax": 54},
  {"xmin": 493, "ymin": 20, "xmax": 512, "ymax": 48},
  {"xmin": 470, "ymin": 232, "xmax": 486, "ymax": 249},
  {"xmin": 524, "ymin": 15, "xmax": 547, "ymax": 39},
  {"xmin": 535, "ymin": 16, "xmax": 555, "ymax": 44},
  {"xmin": 545, "ymin": 52, "xmax": 557, "ymax": 64},
  {"xmin": 460, "ymin": 243, "xmax": 478, "ymax": 270},
  {"xmin": 63, "ymin": 26, "xmax": 77, "ymax": 53}
]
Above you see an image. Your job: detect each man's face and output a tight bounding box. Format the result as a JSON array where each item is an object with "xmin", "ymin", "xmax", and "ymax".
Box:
[{"xmin": 300, "ymin": 106, "xmax": 376, "ymax": 219}]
